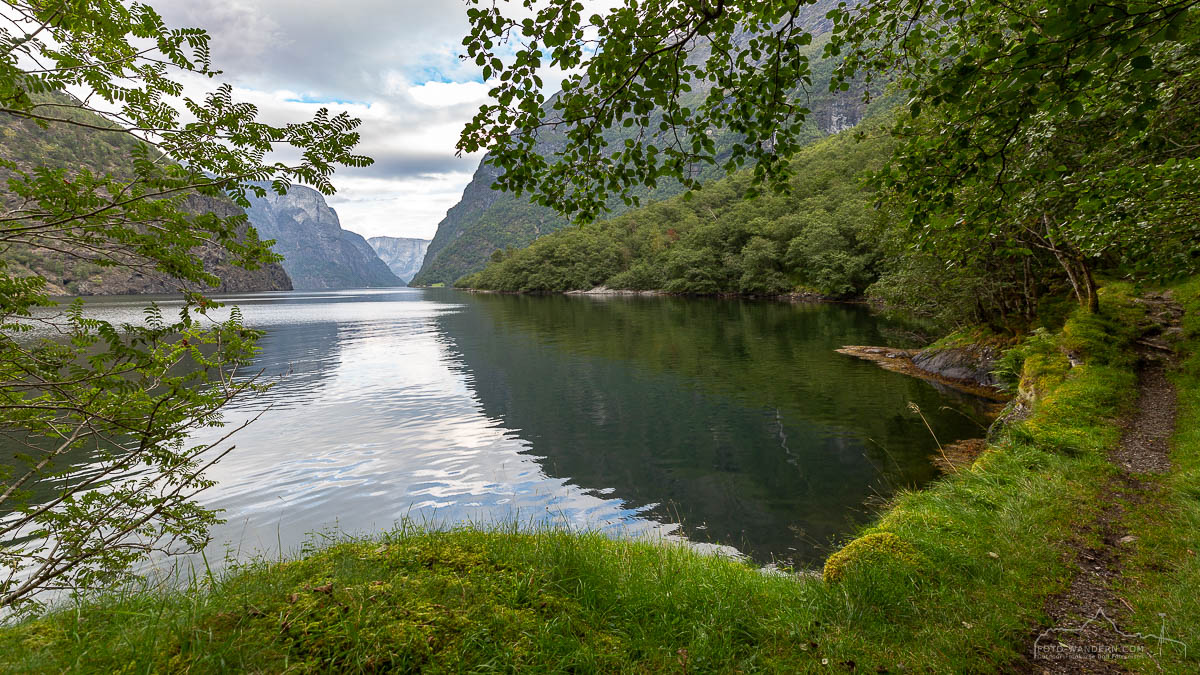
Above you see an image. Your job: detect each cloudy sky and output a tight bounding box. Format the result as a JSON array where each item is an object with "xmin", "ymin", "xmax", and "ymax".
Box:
[{"xmin": 150, "ymin": 1, "xmax": 515, "ymax": 241}]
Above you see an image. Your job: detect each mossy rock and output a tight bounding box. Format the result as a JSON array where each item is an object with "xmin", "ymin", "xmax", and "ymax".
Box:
[{"xmin": 823, "ymin": 532, "xmax": 925, "ymax": 583}]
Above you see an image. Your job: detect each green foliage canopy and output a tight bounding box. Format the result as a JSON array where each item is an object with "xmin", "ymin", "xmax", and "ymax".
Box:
[
  {"xmin": 0, "ymin": 0, "xmax": 368, "ymax": 610},
  {"xmin": 461, "ymin": 0, "xmax": 1200, "ymax": 314},
  {"xmin": 829, "ymin": 0, "xmax": 1200, "ymax": 311},
  {"xmin": 459, "ymin": 0, "xmax": 836, "ymax": 222}
]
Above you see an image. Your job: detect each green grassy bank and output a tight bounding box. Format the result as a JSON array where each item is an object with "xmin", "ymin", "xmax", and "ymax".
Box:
[{"xmin": 3, "ymin": 284, "xmax": 1197, "ymax": 673}]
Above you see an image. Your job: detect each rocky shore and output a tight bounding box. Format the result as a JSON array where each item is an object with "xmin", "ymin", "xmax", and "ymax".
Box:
[{"xmin": 837, "ymin": 344, "xmax": 1008, "ymax": 402}]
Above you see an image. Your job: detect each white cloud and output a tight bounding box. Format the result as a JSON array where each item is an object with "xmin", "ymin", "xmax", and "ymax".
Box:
[
  {"xmin": 408, "ymin": 81, "xmax": 490, "ymax": 108},
  {"xmin": 328, "ymin": 172, "xmax": 478, "ymax": 241},
  {"xmin": 141, "ymin": 1, "xmax": 615, "ymax": 240},
  {"xmin": 144, "ymin": 0, "xmax": 488, "ymax": 240}
]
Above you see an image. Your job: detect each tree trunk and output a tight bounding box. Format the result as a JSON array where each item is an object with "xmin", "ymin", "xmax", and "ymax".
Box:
[
  {"xmin": 1057, "ymin": 250, "xmax": 1084, "ymax": 307},
  {"xmin": 1041, "ymin": 218, "xmax": 1099, "ymax": 313},
  {"xmin": 1081, "ymin": 260, "xmax": 1100, "ymax": 313},
  {"xmin": 1023, "ymin": 256, "xmax": 1039, "ymax": 322}
]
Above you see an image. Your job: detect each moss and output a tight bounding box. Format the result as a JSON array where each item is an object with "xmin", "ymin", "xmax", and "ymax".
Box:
[
  {"xmin": 927, "ymin": 326, "xmax": 1015, "ymax": 352},
  {"xmin": 822, "ymin": 532, "xmax": 925, "ymax": 583},
  {"xmin": 7, "ymin": 622, "xmax": 64, "ymax": 651}
]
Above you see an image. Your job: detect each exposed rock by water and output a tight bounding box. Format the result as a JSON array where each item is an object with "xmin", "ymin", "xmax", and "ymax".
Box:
[
  {"xmin": 837, "ymin": 345, "xmax": 1008, "ymax": 403},
  {"xmin": 931, "ymin": 438, "xmax": 989, "ymax": 473},
  {"xmin": 911, "ymin": 344, "xmax": 1001, "ymax": 388}
]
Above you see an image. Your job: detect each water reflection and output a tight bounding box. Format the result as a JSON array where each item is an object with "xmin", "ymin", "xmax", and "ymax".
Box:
[
  {"xmin": 175, "ymin": 291, "xmax": 668, "ymax": 565},
  {"xmin": 9, "ymin": 289, "xmax": 990, "ymax": 579},
  {"xmin": 435, "ymin": 292, "xmax": 988, "ymax": 565}
]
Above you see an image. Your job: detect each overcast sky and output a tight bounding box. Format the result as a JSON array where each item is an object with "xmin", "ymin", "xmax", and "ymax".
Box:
[{"xmin": 150, "ymin": 1, "xmax": 513, "ymax": 241}]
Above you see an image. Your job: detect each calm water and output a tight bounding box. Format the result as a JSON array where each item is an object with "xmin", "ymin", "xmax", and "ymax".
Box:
[{"xmin": 16, "ymin": 288, "xmax": 991, "ymax": 570}]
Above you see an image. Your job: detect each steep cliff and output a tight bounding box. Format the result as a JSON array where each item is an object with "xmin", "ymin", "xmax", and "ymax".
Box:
[
  {"xmin": 411, "ymin": 8, "xmax": 883, "ymax": 287},
  {"xmin": 0, "ymin": 102, "xmax": 293, "ymax": 296},
  {"xmin": 245, "ymin": 186, "xmax": 403, "ymax": 290},
  {"xmin": 367, "ymin": 237, "xmax": 430, "ymax": 284}
]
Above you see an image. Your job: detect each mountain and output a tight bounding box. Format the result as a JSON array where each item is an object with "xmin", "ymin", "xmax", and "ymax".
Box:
[
  {"xmin": 458, "ymin": 125, "xmax": 893, "ymax": 298},
  {"xmin": 245, "ymin": 186, "xmax": 403, "ymax": 290},
  {"xmin": 367, "ymin": 237, "xmax": 430, "ymax": 284},
  {"xmin": 410, "ymin": 7, "xmax": 881, "ymax": 287},
  {"xmin": 0, "ymin": 100, "xmax": 293, "ymax": 296}
]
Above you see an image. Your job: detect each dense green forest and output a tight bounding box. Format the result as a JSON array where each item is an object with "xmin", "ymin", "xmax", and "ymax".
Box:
[
  {"xmin": 457, "ymin": 127, "xmax": 892, "ymax": 299},
  {"xmin": 455, "ymin": 124, "xmax": 1004, "ymax": 325}
]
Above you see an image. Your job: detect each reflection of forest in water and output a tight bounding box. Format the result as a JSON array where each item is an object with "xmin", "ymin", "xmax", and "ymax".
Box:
[{"xmin": 438, "ymin": 292, "xmax": 991, "ymax": 565}]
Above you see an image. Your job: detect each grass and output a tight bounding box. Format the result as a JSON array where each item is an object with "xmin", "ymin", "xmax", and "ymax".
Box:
[
  {"xmin": 1116, "ymin": 278, "xmax": 1200, "ymax": 671},
  {"xmin": 0, "ymin": 286, "xmax": 1161, "ymax": 673}
]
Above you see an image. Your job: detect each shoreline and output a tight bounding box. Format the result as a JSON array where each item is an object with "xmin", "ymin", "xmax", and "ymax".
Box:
[
  {"xmin": 454, "ymin": 283, "xmax": 871, "ymax": 305},
  {"xmin": 836, "ymin": 344, "xmax": 1011, "ymax": 403}
]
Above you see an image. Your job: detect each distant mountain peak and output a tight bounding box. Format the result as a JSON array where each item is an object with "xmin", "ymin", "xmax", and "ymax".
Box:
[{"xmin": 368, "ymin": 236, "xmax": 431, "ymax": 285}]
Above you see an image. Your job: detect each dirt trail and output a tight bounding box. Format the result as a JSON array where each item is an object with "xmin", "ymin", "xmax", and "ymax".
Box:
[{"xmin": 1022, "ymin": 293, "xmax": 1182, "ymax": 673}]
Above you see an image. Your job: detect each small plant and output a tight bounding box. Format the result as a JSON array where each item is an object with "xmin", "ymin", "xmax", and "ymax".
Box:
[
  {"xmin": 993, "ymin": 344, "xmax": 1030, "ymax": 393},
  {"xmin": 909, "ymin": 402, "xmax": 956, "ymax": 473}
]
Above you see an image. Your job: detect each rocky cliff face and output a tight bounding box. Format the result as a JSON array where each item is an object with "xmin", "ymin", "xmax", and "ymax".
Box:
[
  {"xmin": 246, "ymin": 186, "xmax": 402, "ymax": 290},
  {"xmin": 367, "ymin": 237, "xmax": 430, "ymax": 284},
  {"xmin": 409, "ymin": 162, "xmax": 565, "ymax": 287}
]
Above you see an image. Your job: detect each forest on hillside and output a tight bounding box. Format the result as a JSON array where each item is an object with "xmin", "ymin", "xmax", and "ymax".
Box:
[
  {"xmin": 457, "ymin": 0, "xmax": 1200, "ymax": 334},
  {"xmin": 458, "ymin": 127, "xmax": 890, "ymax": 297}
]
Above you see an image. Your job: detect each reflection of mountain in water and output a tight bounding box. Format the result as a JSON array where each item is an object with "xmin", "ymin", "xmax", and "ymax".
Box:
[{"xmin": 437, "ymin": 293, "xmax": 989, "ymax": 565}]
